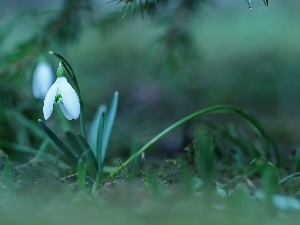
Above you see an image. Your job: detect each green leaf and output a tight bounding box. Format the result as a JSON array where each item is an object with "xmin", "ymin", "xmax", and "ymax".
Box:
[
  {"xmin": 65, "ymin": 131, "xmax": 84, "ymax": 158},
  {"xmin": 102, "ymin": 91, "xmax": 118, "ymax": 162},
  {"xmin": 260, "ymin": 159, "xmax": 280, "ymax": 197},
  {"xmin": 5, "ymin": 156, "xmax": 11, "ymax": 190},
  {"xmin": 108, "ymin": 105, "xmax": 278, "ymax": 178},
  {"xmin": 0, "ymin": 140, "xmax": 54, "ymax": 159},
  {"xmin": 88, "ymin": 91, "xmax": 118, "ymax": 167},
  {"xmin": 78, "ymin": 133, "xmax": 99, "ymax": 174},
  {"xmin": 4, "ymin": 109, "xmax": 44, "ymax": 139},
  {"xmin": 279, "ymin": 172, "xmax": 300, "ymax": 185},
  {"xmin": 88, "ymin": 105, "xmax": 106, "ymax": 157},
  {"xmin": 195, "ymin": 126, "xmax": 216, "ymax": 191},
  {"xmin": 91, "ymin": 170, "xmax": 102, "ymax": 194},
  {"xmin": 77, "ymin": 160, "xmax": 86, "ymax": 192},
  {"xmin": 39, "ymin": 119, "xmax": 78, "ymax": 165},
  {"xmin": 34, "ymin": 137, "xmax": 50, "ymax": 159},
  {"xmin": 218, "ymin": 123, "xmax": 262, "ymax": 159},
  {"xmin": 96, "ymin": 111, "xmax": 106, "ymax": 168}
]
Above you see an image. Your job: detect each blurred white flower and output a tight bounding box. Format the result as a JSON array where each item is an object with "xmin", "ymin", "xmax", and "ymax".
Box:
[
  {"xmin": 43, "ymin": 77, "xmax": 80, "ymax": 120},
  {"xmin": 32, "ymin": 62, "xmax": 54, "ymax": 99},
  {"xmin": 255, "ymin": 191, "xmax": 300, "ymax": 210}
]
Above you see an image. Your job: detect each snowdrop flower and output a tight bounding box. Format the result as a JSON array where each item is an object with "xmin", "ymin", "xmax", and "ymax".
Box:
[
  {"xmin": 32, "ymin": 61, "xmax": 54, "ymax": 99},
  {"xmin": 43, "ymin": 62, "xmax": 80, "ymax": 120}
]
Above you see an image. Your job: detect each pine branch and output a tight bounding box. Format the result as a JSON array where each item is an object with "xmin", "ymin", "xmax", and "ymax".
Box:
[{"xmin": 0, "ymin": 0, "xmax": 92, "ymax": 80}]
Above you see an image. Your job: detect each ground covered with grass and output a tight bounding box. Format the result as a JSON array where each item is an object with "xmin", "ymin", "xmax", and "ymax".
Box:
[
  {"xmin": 1, "ymin": 149, "xmax": 300, "ymax": 225},
  {"xmin": 1, "ymin": 191, "xmax": 300, "ymax": 225}
]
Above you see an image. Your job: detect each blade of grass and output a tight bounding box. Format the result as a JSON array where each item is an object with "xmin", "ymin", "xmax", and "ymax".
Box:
[
  {"xmin": 39, "ymin": 119, "xmax": 78, "ymax": 165},
  {"xmin": 78, "ymin": 133, "xmax": 99, "ymax": 174},
  {"xmin": 5, "ymin": 156, "xmax": 11, "ymax": 190},
  {"xmin": 65, "ymin": 131, "xmax": 83, "ymax": 158},
  {"xmin": 4, "ymin": 109, "xmax": 44, "ymax": 139},
  {"xmin": 97, "ymin": 111, "xmax": 105, "ymax": 168},
  {"xmin": 55, "ymin": 105, "xmax": 71, "ymax": 131},
  {"xmin": 108, "ymin": 105, "xmax": 278, "ymax": 178},
  {"xmin": 195, "ymin": 127, "xmax": 216, "ymax": 191},
  {"xmin": 88, "ymin": 105, "xmax": 107, "ymax": 156},
  {"xmin": 1, "ymin": 140, "xmax": 54, "ymax": 158},
  {"xmin": 102, "ymin": 91, "xmax": 118, "ymax": 162},
  {"xmin": 77, "ymin": 160, "xmax": 86, "ymax": 192},
  {"xmin": 33, "ymin": 137, "xmax": 50, "ymax": 159},
  {"xmin": 218, "ymin": 124, "xmax": 259, "ymax": 159},
  {"xmin": 91, "ymin": 170, "xmax": 102, "ymax": 194}
]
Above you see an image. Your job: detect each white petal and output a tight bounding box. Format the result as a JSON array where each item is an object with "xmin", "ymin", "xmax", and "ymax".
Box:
[
  {"xmin": 43, "ymin": 81, "xmax": 58, "ymax": 120},
  {"xmin": 58, "ymin": 102, "xmax": 73, "ymax": 120},
  {"xmin": 33, "ymin": 62, "xmax": 54, "ymax": 99},
  {"xmin": 57, "ymin": 77, "xmax": 80, "ymax": 120}
]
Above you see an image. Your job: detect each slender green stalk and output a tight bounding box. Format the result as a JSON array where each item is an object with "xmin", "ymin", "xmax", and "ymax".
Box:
[
  {"xmin": 39, "ymin": 119, "xmax": 78, "ymax": 165},
  {"xmin": 96, "ymin": 111, "xmax": 105, "ymax": 169},
  {"xmin": 91, "ymin": 170, "xmax": 102, "ymax": 194},
  {"xmin": 34, "ymin": 137, "xmax": 50, "ymax": 160},
  {"xmin": 55, "ymin": 105, "xmax": 71, "ymax": 131},
  {"xmin": 78, "ymin": 133, "xmax": 99, "ymax": 174},
  {"xmin": 5, "ymin": 156, "xmax": 11, "ymax": 190},
  {"xmin": 101, "ymin": 91, "xmax": 118, "ymax": 163},
  {"xmin": 4, "ymin": 109, "xmax": 44, "ymax": 139},
  {"xmin": 108, "ymin": 104, "xmax": 278, "ymax": 178},
  {"xmin": 77, "ymin": 160, "xmax": 86, "ymax": 191},
  {"xmin": 279, "ymin": 172, "xmax": 300, "ymax": 184}
]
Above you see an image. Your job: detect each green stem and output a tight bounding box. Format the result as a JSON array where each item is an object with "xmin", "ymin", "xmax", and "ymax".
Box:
[
  {"xmin": 91, "ymin": 169, "xmax": 103, "ymax": 194},
  {"xmin": 78, "ymin": 96, "xmax": 87, "ymax": 139},
  {"xmin": 279, "ymin": 172, "xmax": 300, "ymax": 184},
  {"xmin": 107, "ymin": 104, "xmax": 278, "ymax": 179},
  {"xmin": 67, "ymin": 66, "xmax": 87, "ymax": 139},
  {"xmin": 34, "ymin": 137, "xmax": 50, "ymax": 160},
  {"xmin": 5, "ymin": 156, "xmax": 11, "ymax": 190},
  {"xmin": 55, "ymin": 105, "xmax": 71, "ymax": 131}
]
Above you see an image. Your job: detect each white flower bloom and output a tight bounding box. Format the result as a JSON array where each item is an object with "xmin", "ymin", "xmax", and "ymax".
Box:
[
  {"xmin": 32, "ymin": 62, "xmax": 54, "ymax": 99},
  {"xmin": 43, "ymin": 77, "xmax": 80, "ymax": 120}
]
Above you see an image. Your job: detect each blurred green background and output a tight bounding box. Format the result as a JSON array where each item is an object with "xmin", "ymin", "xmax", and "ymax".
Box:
[{"xmin": 1, "ymin": 0, "xmax": 300, "ymax": 161}]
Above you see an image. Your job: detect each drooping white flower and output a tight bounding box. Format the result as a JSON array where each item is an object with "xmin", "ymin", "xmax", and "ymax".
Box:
[
  {"xmin": 43, "ymin": 63, "xmax": 80, "ymax": 120},
  {"xmin": 32, "ymin": 61, "xmax": 54, "ymax": 99}
]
